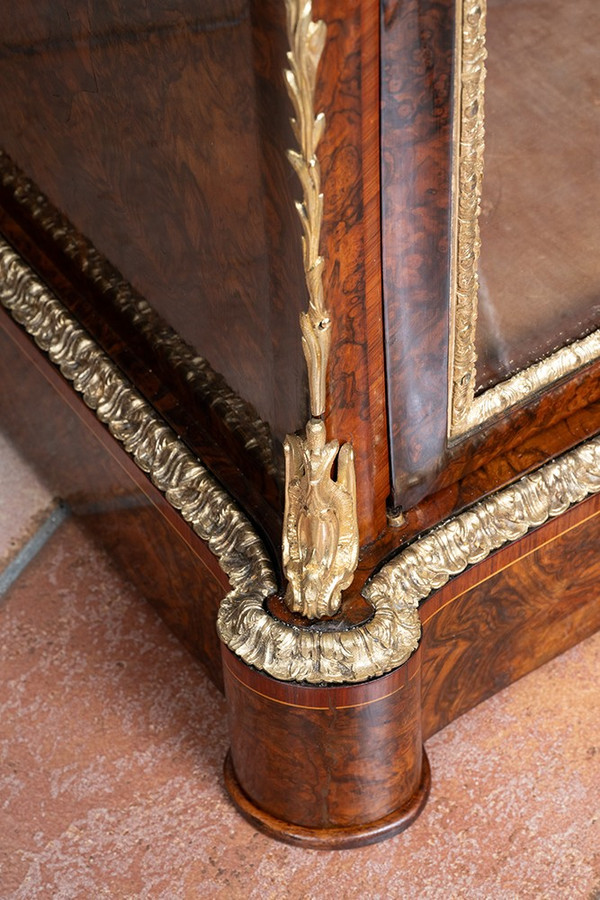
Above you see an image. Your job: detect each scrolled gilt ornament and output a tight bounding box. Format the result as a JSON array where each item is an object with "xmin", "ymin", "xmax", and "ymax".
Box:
[
  {"xmin": 283, "ymin": 419, "xmax": 358, "ymax": 618},
  {"xmin": 0, "ymin": 233, "xmax": 415, "ymax": 683},
  {"xmin": 448, "ymin": 1, "xmax": 600, "ymax": 437},
  {"xmin": 219, "ymin": 576, "xmax": 421, "ymax": 685},
  {"xmin": 221, "ymin": 430, "xmax": 600, "ymax": 683},
  {"xmin": 4, "ymin": 238, "xmax": 600, "ymax": 684},
  {"xmin": 449, "ymin": 0, "xmax": 487, "ymax": 434},
  {"xmin": 364, "ymin": 435, "xmax": 600, "ymax": 614},
  {"xmin": 462, "ymin": 330, "xmax": 600, "ymax": 434},
  {"xmin": 0, "ymin": 149, "xmax": 280, "ymax": 479},
  {"xmin": 281, "ymin": 0, "xmax": 360, "ymax": 620}
]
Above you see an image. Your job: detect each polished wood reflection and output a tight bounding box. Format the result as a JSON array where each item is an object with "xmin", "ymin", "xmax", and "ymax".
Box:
[
  {"xmin": 0, "ymin": 305, "xmax": 229, "ymax": 688},
  {"xmin": 420, "ymin": 491, "xmax": 600, "ymax": 738},
  {"xmin": 222, "ymin": 644, "xmax": 429, "ymax": 846}
]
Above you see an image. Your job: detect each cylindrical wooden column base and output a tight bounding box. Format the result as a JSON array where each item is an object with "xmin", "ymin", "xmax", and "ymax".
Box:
[
  {"xmin": 221, "ymin": 644, "xmax": 429, "ymax": 849},
  {"xmin": 224, "ymin": 748, "xmax": 430, "ymax": 850}
]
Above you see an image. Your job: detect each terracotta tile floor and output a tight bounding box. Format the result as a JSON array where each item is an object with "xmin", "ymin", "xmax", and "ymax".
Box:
[{"xmin": 1, "ymin": 433, "xmax": 599, "ymax": 899}]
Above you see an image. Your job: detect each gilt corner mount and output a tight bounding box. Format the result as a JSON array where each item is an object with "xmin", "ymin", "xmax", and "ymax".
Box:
[
  {"xmin": 281, "ymin": 0, "xmax": 359, "ymax": 621},
  {"xmin": 220, "ymin": 0, "xmax": 420, "ymax": 684}
]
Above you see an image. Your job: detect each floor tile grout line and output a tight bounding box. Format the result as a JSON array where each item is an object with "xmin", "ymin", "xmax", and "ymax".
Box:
[{"xmin": 0, "ymin": 502, "xmax": 70, "ymax": 599}]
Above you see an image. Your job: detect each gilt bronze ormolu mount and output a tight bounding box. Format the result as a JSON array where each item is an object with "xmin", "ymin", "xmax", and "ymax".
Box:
[
  {"xmin": 217, "ymin": 0, "xmax": 429, "ymax": 849},
  {"xmin": 281, "ymin": 0, "xmax": 359, "ymax": 621},
  {"xmin": 283, "ymin": 418, "xmax": 358, "ymax": 619}
]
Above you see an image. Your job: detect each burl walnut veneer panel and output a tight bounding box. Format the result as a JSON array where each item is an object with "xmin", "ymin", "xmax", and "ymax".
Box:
[
  {"xmin": 380, "ymin": 0, "xmax": 455, "ymax": 510},
  {"xmin": 420, "ymin": 490, "xmax": 600, "ymax": 739},
  {"xmin": 222, "ymin": 644, "xmax": 429, "ymax": 847}
]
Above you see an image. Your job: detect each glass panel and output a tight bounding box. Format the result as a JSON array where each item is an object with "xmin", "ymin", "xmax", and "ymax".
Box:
[
  {"xmin": 476, "ymin": 0, "xmax": 600, "ymax": 391},
  {"xmin": 0, "ymin": 1, "xmax": 307, "ymax": 441}
]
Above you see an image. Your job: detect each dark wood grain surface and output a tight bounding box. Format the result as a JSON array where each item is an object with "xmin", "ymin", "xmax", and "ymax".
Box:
[
  {"xmin": 379, "ymin": 0, "xmax": 600, "ymax": 535},
  {"xmin": 0, "ymin": 173, "xmax": 285, "ymax": 566},
  {"xmin": 378, "ymin": 356, "xmax": 600, "ymax": 560},
  {"xmin": 5, "ymin": 255, "xmax": 600, "ymax": 840},
  {"xmin": 0, "ymin": 0, "xmax": 390, "ymax": 550},
  {"xmin": 4, "ymin": 0, "xmax": 599, "ymax": 564},
  {"xmin": 0, "ymin": 0, "xmax": 307, "ymax": 447},
  {"xmin": 313, "ymin": 0, "xmax": 389, "ymax": 545},
  {"xmin": 3, "ymin": 0, "xmax": 600, "ymax": 674},
  {"xmin": 380, "ymin": 0, "xmax": 455, "ymax": 511},
  {"xmin": 222, "ymin": 644, "xmax": 427, "ymax": 843},
  {"xmin": 420, "ymin": 490, "xmax": 600, "ymax": 738},
  {"xmin": 224, "ymin": 749, "xmax": 430, "ymax": 849}
]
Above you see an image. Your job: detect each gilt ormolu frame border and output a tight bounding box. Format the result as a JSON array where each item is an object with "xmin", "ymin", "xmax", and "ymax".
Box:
[
  {"xmin": 4, "ymin": 217, "xmax": 600, "ymax": 684},
  {"xmin": 3, "ymin": 0, "xmax": 600, "ymax": 686},
  {"xmin": 0, "ymin": 232, "xmax": 421, "ymax": 683},
  {"xmin": 448, "ymin": 0, "xmax": 600, "ymax": 438}
]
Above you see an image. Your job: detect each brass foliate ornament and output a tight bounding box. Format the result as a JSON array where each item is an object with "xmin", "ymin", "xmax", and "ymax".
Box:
[
  {"xmin": 282, "ymin": 0, "xmax": 359, "ymax": 619},
  {"xmin": 448, "ymin": 0, "xmax": 600, "ymax": 437},
  {"xmin": 283, "ymin": 419, "xmax": 358, "ymax": 619},
  {"xmin": 284, "ymin": 0, "xmax": 330, "ymax": 419}
]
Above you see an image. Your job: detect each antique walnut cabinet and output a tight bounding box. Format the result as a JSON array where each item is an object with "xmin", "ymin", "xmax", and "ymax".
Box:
[{"xmin": 1, "ymin": 0, "xmax": 600, "ymax": 847}]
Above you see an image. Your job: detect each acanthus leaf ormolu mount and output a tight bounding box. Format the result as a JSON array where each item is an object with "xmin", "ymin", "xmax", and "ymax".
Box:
[{"xmin": 281, "ymin": 0, "xmax": 359, "ymax": 620}]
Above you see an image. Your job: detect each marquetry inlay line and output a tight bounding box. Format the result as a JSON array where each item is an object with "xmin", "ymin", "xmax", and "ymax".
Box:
[
  {"xmin": 0, "ymin": 234, "xmax": 277, "ymax": 638},
  {"xmin": 222, "ymin": 661, "xmax": 417, "ymax": 711},
  {"xmin": 0, "ymin": 233, "xmax": 418, "ymax": 684},
  {"xmin": 3, "ymin": 236, "xmax": 599, "ymax": 684},
  {"xmin": 421, "ymin": 502, "xmax": 600, "ymax": 625}
]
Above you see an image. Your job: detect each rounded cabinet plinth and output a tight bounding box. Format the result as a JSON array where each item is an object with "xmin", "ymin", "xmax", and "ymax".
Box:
[{"xmin": 220, "ymin": 645, "xmax": 429, "ymax": 849}]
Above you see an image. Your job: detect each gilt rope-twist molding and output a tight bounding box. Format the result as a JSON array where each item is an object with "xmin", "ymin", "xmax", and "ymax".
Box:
[
  {"xmin": 4, "ymin": 0, "xmax": 599, "ymax": 683},
  {"xmin": 222, "ymin": 428, "xmax": 600, "ymax": 682},
  {"xmin": 0, "ymin": 234, "xmax": 417, "ymax": 683},
  {"xmin": 365, "ymin": 438, "xmax": 600, "ymax": 616}
]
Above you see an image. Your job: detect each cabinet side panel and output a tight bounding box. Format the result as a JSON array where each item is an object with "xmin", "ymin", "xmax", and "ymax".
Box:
[{"xmin": 0, "ymin": 1, "xmax": 307, "ymax": 446}]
